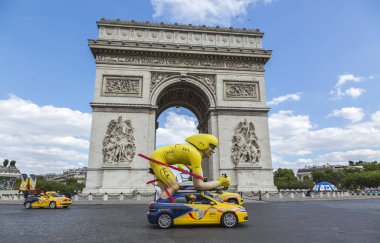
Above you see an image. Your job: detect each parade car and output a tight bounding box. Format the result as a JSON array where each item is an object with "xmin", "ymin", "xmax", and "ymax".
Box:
[
  {"xmin": 178, "ymin": 184, "xmax": 244, "ymax": 205},
  {"xmin": 147, "ymin": 191, "xmax": 248, "ymax": 229},
  {"xmin": 210, "ymin": 189, "xmax": 244, "ymax": 205},
  {"xmin": 24, "ymin": 191, "xmax": 72, "ymax": 209}
]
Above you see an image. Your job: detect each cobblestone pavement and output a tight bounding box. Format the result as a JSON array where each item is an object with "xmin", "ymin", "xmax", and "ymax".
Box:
[{"xmin": 1, "ymin": 199, "xmax": 379, "ymax": 243}]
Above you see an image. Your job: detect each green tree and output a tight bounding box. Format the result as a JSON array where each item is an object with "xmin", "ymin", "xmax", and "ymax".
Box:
[
  {"xmin": 363, "ymin": 161, "xmax": 380, "ymax": 171},
  {"xmin": 9, "ymin": 160, "xmax": 16, "ymax": 168},
  {"xmin": 3, "ymin": 159, "xmax": 9, "ymax": 167},
  {"xmin": 274, "ymin": 168, "xmax": 298, "ymax": 189},
  {"xmin": 311, "ymin": 167, "xmax": 341, "ymax": 186},
  {"xmin": 298, "ymin": 176, "xmax": 314, "ymax": 189},
  {"xmin": 65, "ymin": 178, "xmax": 85, "ymax": 192},
  {"xmin": 355, "ymin": 161, "xmax": 364, "ymax": 166},
  {"xmin": 34, "ymin": 176, "xmax": 84, "ymax": 193}
]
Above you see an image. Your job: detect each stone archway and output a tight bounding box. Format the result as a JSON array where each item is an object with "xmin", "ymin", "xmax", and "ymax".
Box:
[
  {"xmin": 151, "ymin": 74, "xmax": 216, "ymax": 132},
  {"xmin": 152, "ymin": 75, "xmax": 216, "ymax": 179},
  {"xmin": 83, "ymin": 19, "xmax": 277, "ymax": 194}
]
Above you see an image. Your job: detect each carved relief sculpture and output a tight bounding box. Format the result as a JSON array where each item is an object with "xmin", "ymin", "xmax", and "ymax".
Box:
[
  {"xmin": 103, "ymin": 116, "xmax": 136, "ymax": 165},
  {"xmin": 96, "ymin": 54, "xmax": 264, "ymax": 71},
  {"xmin": 103, "ymin": 76, "xmax": 142, "ymax": 96},
  {"xmin": 231, "ymin": 119, "xmax": 261, "ymax": 164},
  {"xmin": 150, "ymin": 72, "xmax": 178, "ymax": 91},
  {"xmin": 190, "ymin": 73, "xmax": 216, "ymax": 94},
  {"xmin": 225, "ymin": 81, "xmax": 259, "ymax": 100},
  {"xmin": 150, "ymin": 72, "xmax": 216, "ymax": 94}
]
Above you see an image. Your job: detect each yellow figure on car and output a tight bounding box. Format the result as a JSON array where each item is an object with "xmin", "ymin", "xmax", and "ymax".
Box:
[{"xmin": 149, "ymin": 134, "xmax": 231, "ymax": 203}]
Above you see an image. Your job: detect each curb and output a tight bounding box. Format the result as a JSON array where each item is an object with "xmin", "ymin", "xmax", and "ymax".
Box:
[{"xmin": 1, "ymin": 196, "xmax": 378, "ymax": 205}]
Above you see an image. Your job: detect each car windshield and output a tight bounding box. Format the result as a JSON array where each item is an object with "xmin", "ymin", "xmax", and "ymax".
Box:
[
  {"xmin": 204, "ymin": 192, "xmax": 223, "ymax": 203},
  {"xmin": 49, "ymin": 193, "xmax": 64, "ymax": 197}
]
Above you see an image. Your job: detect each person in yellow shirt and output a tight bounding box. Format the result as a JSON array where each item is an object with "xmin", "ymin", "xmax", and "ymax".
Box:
[{"xmin": 149, "ymin": 134, "xmax": 231, "ymax": 203}]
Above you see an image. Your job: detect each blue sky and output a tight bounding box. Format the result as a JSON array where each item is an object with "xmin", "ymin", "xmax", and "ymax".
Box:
[{"xmin": 0, "ymin": 0, "xmax": 379, "ymax": 174}]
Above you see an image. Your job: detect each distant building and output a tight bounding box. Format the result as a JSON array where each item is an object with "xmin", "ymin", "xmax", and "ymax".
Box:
[
  {"xmin": 0, "ymin": 167, "xmax": 21, "ymax": 190},
  {"xmin": 297, "ymin": 164, "xmax": 364, "ymax": 181},
  {"xmin": 297, "ymin": 166, "xmax": 320, "ymax": 181},
  {"xmin": 45, "ymin": 167, "xmax": 87, "ymax": 185},
  {"xmin": 63, "ymin": 167, "xmax": 87, "ymax": 184}
]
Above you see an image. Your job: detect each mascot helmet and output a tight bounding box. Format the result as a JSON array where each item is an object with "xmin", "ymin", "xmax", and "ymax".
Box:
[{"xmin": 185, "ymin": 134, "xmax": 218, "ymax": 151}]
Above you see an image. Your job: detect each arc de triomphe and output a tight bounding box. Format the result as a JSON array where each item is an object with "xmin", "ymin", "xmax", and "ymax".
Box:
[{"xmin": 83, "ymin": 19, "xmax": 277, "ymax": 194}]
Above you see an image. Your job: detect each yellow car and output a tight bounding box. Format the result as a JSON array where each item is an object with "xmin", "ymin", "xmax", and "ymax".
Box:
[
  {"xmin": 147, "ymin": 191, "xmax": 248, "ymax": 228},
  {"xmin": 24, "ymin": 191, "xmax": 72, "ymax": 209},
  {"xmin": 179, "ymin": 184, "xmax": 244, "ymax": 205},
  {"xmin": 210, "ymin": 190, "xmax": 244, "ymax": 205}
]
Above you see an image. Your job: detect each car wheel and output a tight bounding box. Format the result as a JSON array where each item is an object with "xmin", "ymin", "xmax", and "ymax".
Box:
[
  {"xmin": 221, "ymin": 212, "xmax": 238, "ymax": 228},
  {"xmin": 49, "ymin": 201, "xmax": 56, "ymax": 209},
  {"xmin": 24, "ymin": 202, "xmax": 31, "ymax": 209},
  {"xmin": 157, "ymin": 213, "xmax": 173, "ymax": 229},
  {"xmin": 227, "ymin": 199, "xmax": 238, "ymax": 204}
]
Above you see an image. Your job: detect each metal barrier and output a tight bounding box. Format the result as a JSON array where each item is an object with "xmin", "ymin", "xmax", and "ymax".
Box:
[
  {"xmin": 238, "ymin": 190, "xmax": 379, "ymax": 201},
  {"xmin": 1, "ymin": 190, "xmax": 379, "ymax": 203},
  {"xmin": 72, "ymin": 191, "xmax": 157, "ymax": 202}
]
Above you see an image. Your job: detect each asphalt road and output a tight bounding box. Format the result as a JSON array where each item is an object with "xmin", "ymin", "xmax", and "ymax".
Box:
[{"xmin": 1, "ymin": 199, "xmax": 379, "ymax": 243}]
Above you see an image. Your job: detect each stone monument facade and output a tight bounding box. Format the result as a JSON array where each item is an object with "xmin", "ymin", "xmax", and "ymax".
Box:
[{"xmin": 83, "ymin": 19, "xmax": 277, "ymax": 193}]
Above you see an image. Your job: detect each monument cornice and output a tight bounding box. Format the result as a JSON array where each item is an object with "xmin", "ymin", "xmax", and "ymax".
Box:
[
  {"xmin": 89, "ymin": 39, "xmax": 272, "ymax": 58},
  {"xmin": 207, "ymin": 106, "xmax": 270, "ymax": 117},
  {"xmin": 95, "ymin": 19, "xmax": 268, "ymax": 53},
  {"xmin": 97, "ymin": 18, "xmax": 264, "ymax": 36},
  {"xmin": 89, "ymin": 46, "xmax": 270, "ymax": 72},
  {"xmin": 210, "ymin": 106, "xmax": 270, "ymax": 112},
  {"xmin": 90, "ymin": 102, "xmax": 157, "ymax": 113}
]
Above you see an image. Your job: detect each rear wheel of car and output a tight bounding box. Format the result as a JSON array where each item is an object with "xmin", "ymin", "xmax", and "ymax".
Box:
[
  {"xmin": 24, "ymin": 202, "xmax": 31, "ymax": 209},
  {"xmin": 227, "ymin": 199, "xmax": 238, "ymax": 204},
  {"xmin": 221, "ymin": 212, "xmax": 238, "ymax": 228},
  {"xmin": 157, "ymin": 213, "xmax": 173, "ymax": 229},
  {"xmin": 49, "ymin": 201, "xmax": 56, "ymax": 209}
]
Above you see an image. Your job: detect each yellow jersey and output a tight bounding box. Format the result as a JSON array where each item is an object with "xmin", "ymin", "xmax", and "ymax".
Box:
[{"xmin": 150, "ymin": 144, "xmax": 203, "ymax": 176}]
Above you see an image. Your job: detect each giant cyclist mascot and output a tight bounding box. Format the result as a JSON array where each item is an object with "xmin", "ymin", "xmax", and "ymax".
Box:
[{"xmin": 140, "ymin": 134, "xmax": 231, "ymax": 203}]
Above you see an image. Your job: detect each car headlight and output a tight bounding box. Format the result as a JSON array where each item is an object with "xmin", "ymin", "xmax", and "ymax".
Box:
[{"xmin": 237, "ymin": 207, "xmax": 246, "ymax": 212}]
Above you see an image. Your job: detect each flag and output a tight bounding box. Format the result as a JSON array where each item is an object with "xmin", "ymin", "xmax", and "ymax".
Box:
[
  {"xmin": 19, "ymin": 174, "xmax": 28, "ymax": 191},
  {"xmin": 28, "ymin": 174, "xmax": 37, "ymax": 190}
]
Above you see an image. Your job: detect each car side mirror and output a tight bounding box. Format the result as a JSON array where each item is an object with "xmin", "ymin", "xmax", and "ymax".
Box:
[{"xmin": 210, "ymin": 201, "xmax": 216, "ymax": 206}]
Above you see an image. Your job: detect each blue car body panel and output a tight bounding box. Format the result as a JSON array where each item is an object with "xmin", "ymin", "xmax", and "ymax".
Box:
[
  {"xmin": 24, "ymin": 196, "xmax": 39, "ymax": 206},
  {"xmin": 147, "ymin": 203, "xmax": 194, "ymax": 224}
]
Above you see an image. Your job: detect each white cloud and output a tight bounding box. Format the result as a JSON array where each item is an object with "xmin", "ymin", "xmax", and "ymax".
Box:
[
  {"xmin": 269, "ymin": 109, "xmax": 380, "ymax": 171},
  {"xmin": 345, "ymin": 87, "xmax": 366, "ymax": 99},
  {"xmin": 155, "ymin": 108, "xmax": 380, "ymax": 172},
  {"xmin": 0, "ymin": 95, "xmax": 91, "ymax": 174},
  {"xmin": 330, "ymin": 87, "xmax": 366, "ymax": 100},
  {"xmin": 330, "ymin": 73, "xmax": 372, "ymax": 100},
  {"xmin": 269, "ymin": 110, "xmax": 313, "ymax": 138},
  {"xmin": 267, "ymin": 92, "xmax": 301, "ymax": 106},
  {"xmin": 328, "ymin": 107, "xmax": 365, "ymax": 123},
  {"xmin": 314, "ymin": 149, "xmax": 380, "ymax": 164},
  {"xmin": 151, "ymin": 0, "xmax": 265, "ymax": 26},
  {"xmin": 335, "ymin": 73, "xmax": 363, "ymax": 87},
  {"xmin": 372, "ymin": 111, "xmax": 380, "ymax": 122},
  {"xmin": 156, "ymin": 111, "xmax": 199, "ymax": 147}
]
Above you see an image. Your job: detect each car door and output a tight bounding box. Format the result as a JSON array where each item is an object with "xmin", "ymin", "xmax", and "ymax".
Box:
[
  {"xmin": 40, "ymin": 195, "xmax": 50, "ymax": 207},
  {"xmin": 188, "ymin": 196, "xmax": 220, "ymax": 224}
]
